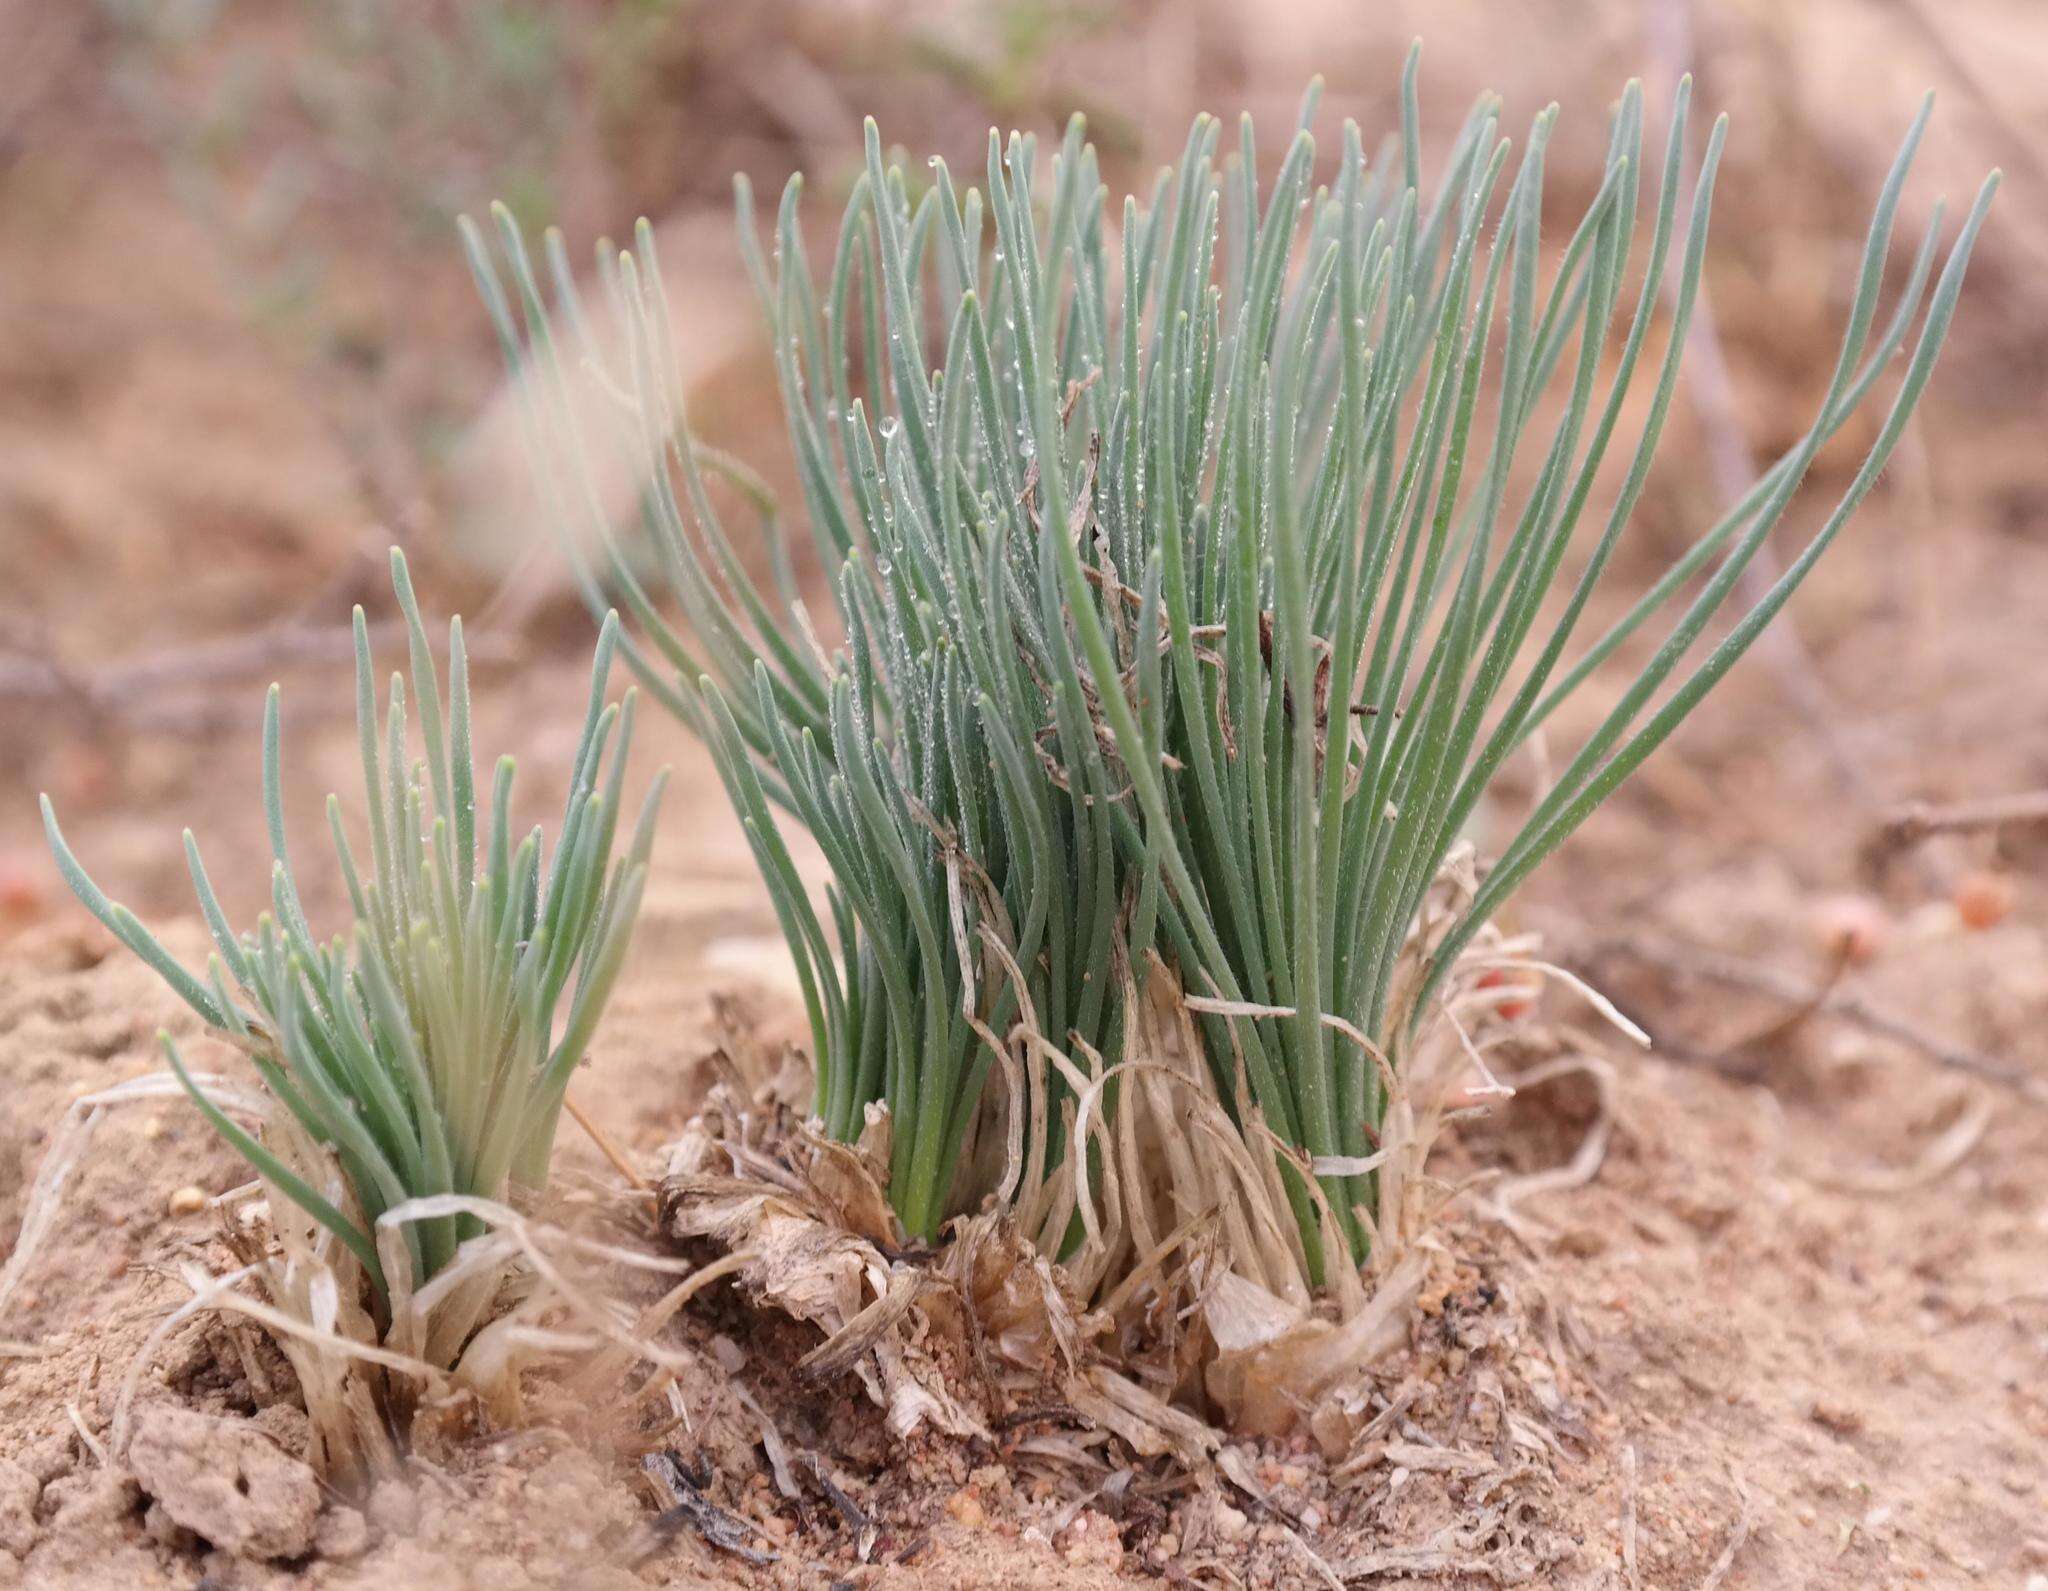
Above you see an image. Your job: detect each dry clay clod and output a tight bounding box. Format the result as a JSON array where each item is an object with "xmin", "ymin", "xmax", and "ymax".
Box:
[
  {"xmin": 125, "ymin": 1406, "xmax": 322, "ymax": 1562},
  {"xmin": 0, "ymin": 1459, "xmax": 38, "ymax": 1561}
]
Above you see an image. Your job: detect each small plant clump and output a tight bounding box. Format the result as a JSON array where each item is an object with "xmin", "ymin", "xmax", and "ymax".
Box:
[
  {"xmin": 469, "ymin": 49, "xmax": 1993, "ymax": 1317},
  {"xmin": 40, "ymin": 550, "xmax": 664, "ymax": 1471}
]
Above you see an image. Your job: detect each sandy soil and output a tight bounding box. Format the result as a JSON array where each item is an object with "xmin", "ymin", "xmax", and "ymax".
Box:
[{"xmin": 2, "ymin": 2, "xmax": 2045, "ymax": 1586}]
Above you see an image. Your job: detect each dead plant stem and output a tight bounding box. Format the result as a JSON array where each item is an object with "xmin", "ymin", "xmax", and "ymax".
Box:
[{"xmin": 1578, "ymin": 931, "xmax": 2045, "ymax": 1103}]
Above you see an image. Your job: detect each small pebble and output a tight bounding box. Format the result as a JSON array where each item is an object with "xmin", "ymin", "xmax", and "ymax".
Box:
[
  {"xmin": 1954, "ymin": 870, "xmax": 2015, "ymax": 930},
  {"xmin": 166, "ymin": 1187, "xmax": 207, "ymax": 1217},
  {"xmin": 1059, "ymin": 1510, "xmax": 1123, "ymax": 1570}
]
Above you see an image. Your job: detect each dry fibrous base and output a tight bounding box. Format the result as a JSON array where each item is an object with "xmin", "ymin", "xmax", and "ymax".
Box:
[
  {"xmin": 649, "ymin": 1117, "xmax": 1589, "ymax": 1585},
  {"xmin": 641, "ymin": 991, "xmax": 1617, "ymax": 1571}
]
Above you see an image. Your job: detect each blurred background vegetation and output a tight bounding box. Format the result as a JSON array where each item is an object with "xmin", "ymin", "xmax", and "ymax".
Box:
[{"xmin": 2, "ymin": 0, "xmax": 2042, "ymax": 989}]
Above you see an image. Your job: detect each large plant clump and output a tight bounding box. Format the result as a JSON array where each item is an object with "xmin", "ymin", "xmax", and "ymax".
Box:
[{"xmin": 468, "ymin": 57, "xmax": 1993, "ymax": 1302}]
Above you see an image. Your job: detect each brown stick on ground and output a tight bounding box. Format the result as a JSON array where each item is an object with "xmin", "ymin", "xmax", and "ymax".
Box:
[
  {"xmin": 1576, "ymin": 932, "xmax": 2047, "ymax": 1105},
  {"xmin": 1862, "ymin": 790, "xmax": 2048, "ymax": 878},
  {"xmin": 0, "ymin": 621, "xmax": 514, "ymax": 733}
]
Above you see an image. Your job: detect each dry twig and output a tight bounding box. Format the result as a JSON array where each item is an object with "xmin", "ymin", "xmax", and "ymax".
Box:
[
  {"xmin": 563, "ymin": 1093, "xmax": 651, "ymax": 1194},
  {"xmin": 1804, "ymin": 1085, "xmax": 1995, "ymax": 1194},
  {"xmin": 1576, "ymin": 932, "xmax": 2045, "ymax": 1104},
  {"xmin": 0, "ymin": 621, "xmax": 511, "ymax": 733},
  {"xmin": 1696, "ymin": 1470, "xmax": 1755, "ymax": 1591},
  {"xmin": 1483, "ymin": 1056, "xmax": 1620, "ymax": 1248},
  {"xmin": 1862, "ymin": 789, "xmax": 2048, "ymax": 878},
  {"xmin": 634, "ymin": 1450, "xmax": 779, "ymax": 1567},
  {"xmin": 1622, "ymin": 1444, "xmax": 1641, "ymax": 1591}
]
